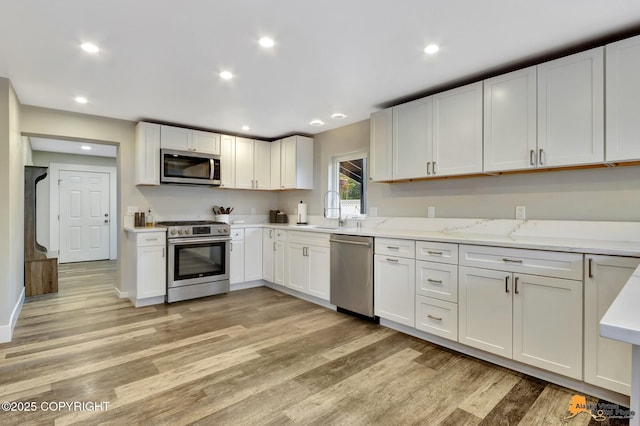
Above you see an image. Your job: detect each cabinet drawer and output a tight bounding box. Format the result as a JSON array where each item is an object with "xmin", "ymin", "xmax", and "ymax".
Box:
[
  {"xmin": 274, "ymin": 229, "xmax": 287, "ymax": 242},
  {"xmin": 416, "ymin": 241, "xmax": 458, "ymax": 264},
  {"xmin": 230, "ymin": 229, "xmax": 244, "ymax": 241},
  {"xmin": 460, "ymin": 245, "xmax": 583, "ymax": 280},
  {"xmin": 137, "ymin": 232, "xmax": 166, "ymax": 247},
  {"xmin": 415, "ymin": 296, "xmax": 458, "ymax": 341},
  {"xmin": 288, "ymin": 231, "xmax": 330, "ymax": 248},
  {"xmin": 416, "ymin": 261, "xmax": 458, "ymax": 303},
  {"xmin": 375, "ymin": 238, "xmax": 415, "ymax": 258}
]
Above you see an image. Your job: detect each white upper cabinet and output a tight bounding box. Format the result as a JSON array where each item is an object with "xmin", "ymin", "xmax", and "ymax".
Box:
[
  {"xmin": 270, "ymin": 139, "xmax": 282, "ymax": 190},
  {"xmin": 134, "ymin": 122, "xmax": 160, "ymax": 185},
  {"xmin": 369, "ymin": 108, "xmax": 393, "ymax": 181},
  {"xmin": 160, "ymin": 124, "xmax": 220, "ymax": 154},
  {"xmin": 253, "ymin": 140, "xmax": 271, "ymax": 190},
  {"xmin": 537, "ymin": 47, "xmax": 604, "ymax": 167},
  {"xmin": 483, "ymin": 67, "xmax": 537, "ymax": 172},
  {"xmin": 432, "ymin": 82, "xmax": 483, "ymax": 176},
  {"xmin": 606, "ymin": 35, "xmax": 640, "ymax": 162},
  {"xmin": 392, "ymin": 97, "xmax": 432, "ymax": 180},
  {"xmin": 160, "ymin": 125, "xmax": 193, "ymax": 151},
  {"xmin": 234, "ymin": 137, "xmax": 255, "ymax": 189},
  {"xmin": 220, "ymin": 134, "xmax": 235, "ymax": 188},
  {"xmin": 192, "ymin": 130, "xmax": 220, "ymax": 155},
  {"xmin": 281, "ymin": 136, "xmax": 313, "ymax": 190}
]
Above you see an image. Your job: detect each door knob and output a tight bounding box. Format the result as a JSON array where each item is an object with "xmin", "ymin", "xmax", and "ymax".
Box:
[{"xmin": 104, "ymin": 213, "xmax": 109, "ymax": 217}]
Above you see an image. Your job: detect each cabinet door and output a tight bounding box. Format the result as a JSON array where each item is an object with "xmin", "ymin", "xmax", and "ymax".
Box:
[
  {"xmin": 230, "ymin": 239, "xmax": 244, "ymax": 284},
  {"xmin": 137, "ymin": 245, "xmax": 166, "ymax": 298},
  {"xmin": 459, "ymin": 266, "xmax": 513, "ymax": 358},
  {"xmin": 483, "ymin": 67, "xmax": 537, "ymax": 172},
  {"xmin": 281, "ymin": 136, "xmax": 297, "ymax": 189},
  {"xmin": 374, "ymin": 254, "xmax": 415, "ymax": 326},
  {"xmin": 270, "ymin": 140, "xmax": 282, "ymax": 190},
  {"xmin": 286, "ymin": 243, "xmax": 308, "ymax": 292},
  {"xmin": 220, "ymin": 135, "xmax": 235, "ymax": 188},
  {"xmin": 192, "ymin": 130, "xmax": 220, "ymax": 155},
  {"xmin": 262, "ymin": 228, "xmax": 275, "ymax": 282},
  {"xmin": 253, "ymin": 140, "xmax": 271, "ymax": 190},
  {"xmin": 606, "ymin": 35, "xmax": 640, "ymax": 162},
  {"xmin": 235, "ymin": 137, "xmax": 255, "ymax": 189},
  {"xmin": 160, "ymin": 125, "xmax": 192, "ymax": 151},
  {"xmin": 370, "ymin": 109, "xmax": 393, "ymax": 181},
  {"xmin": 432, "ymin": 82, "xmax": 483, "ymax": 176},
  {"xmin": 584, "ymin": 255, "xmax": 637, "ymax": 394},
  {"xmin": 392, "ymin": 98, "xmax": 432, "ymax": 180},
  {"xmin": 274, "ymin": 240, "xmax": 286, "ymax": 285},
  {"xmin": 512, "ymin": 274, "xmax": 583, "ymax": 380},
  {"xmin": 537, "ymin": 47, "xmax": 604, "ymax": 167},
  {"xmin": 308, "ymin": 245, "xmax": 330, "ymax": 300},
  {"xmin": 244, "ymin": 228, "xmax": 263, "ymax": 282},
  {"xmin": 135, "ymin": 122, "xmax": 160, "ymax": 185}
]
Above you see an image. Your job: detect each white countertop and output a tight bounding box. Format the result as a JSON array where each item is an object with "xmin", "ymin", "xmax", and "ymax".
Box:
[
  {"xmin": 600, "ymin": 265, "xmax": 640, "ymax": 346},
  {"xmin": 233, "ymin": 218, "xmax": 640, "ymax": 257},
  {"xmin": 124, "ymin": 226, "xmax": 167, "ymax": 233}
]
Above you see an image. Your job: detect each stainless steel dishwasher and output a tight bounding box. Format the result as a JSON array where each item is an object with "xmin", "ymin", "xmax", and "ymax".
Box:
[{"xmin": 330, "ymin": 234, "xmax": 377, "ymax": 321}]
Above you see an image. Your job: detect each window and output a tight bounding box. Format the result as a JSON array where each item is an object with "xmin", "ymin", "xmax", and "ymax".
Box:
[{"xmin": 329, "ymin": 152, "xmax": 367, "ymax": 217}]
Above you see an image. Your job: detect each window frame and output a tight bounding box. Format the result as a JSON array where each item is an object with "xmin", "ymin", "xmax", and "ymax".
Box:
[{"xmin": 328, "ymin": 151, "xmax": 368, "ymax": 218}]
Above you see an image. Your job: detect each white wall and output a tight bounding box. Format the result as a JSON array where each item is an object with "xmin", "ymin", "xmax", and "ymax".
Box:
[
  {"xmin": 31, "ymin": 151, "xmax": 117, "ymax": 249},
  {"xmin": 279, "ymin": 119, "xmax": 640, "ymax": 222},
  {"xmin": 0, "ymin": 78, "xmax": 26, "ymax": 342}
]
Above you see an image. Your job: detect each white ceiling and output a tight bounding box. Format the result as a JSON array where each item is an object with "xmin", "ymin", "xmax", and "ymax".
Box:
[
  {"xmin": 30, "ymin": 138, "xmax": 117, "ymax": 157},
  {"xmin": 1, "ymin": 1, "xmax": 639, "ymax": 139}
]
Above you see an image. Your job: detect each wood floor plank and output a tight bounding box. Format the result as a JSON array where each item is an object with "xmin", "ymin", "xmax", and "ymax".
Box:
[
  {"xmin": 457, "ymin": 367, "xmax": 521, "ymax": 418},
  {"xmin": 479, "ymin": 376, "xmax": 546, "ymax": 425}
]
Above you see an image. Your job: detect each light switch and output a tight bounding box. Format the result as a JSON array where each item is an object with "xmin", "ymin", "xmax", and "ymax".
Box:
[{"xmin": 516, "ymin": 205, "xmax": 526, "ymax": 220}]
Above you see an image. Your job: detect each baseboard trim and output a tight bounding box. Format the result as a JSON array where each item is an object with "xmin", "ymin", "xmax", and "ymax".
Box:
[
  {"xmin": 265, "ymin": 282, "xmax": 336, "ymax": 311},
  {"xmin": 230, "ymin": 280, "xmax": 266, "ymax": 291},
  {"xmin": 379, "ymin": 318, "xmax": 630, "ymax": 407},
  {"xmin": 0, "ymin": 287, "xmax": 25, "ymax": 343},
  {"xmin": 114, "ymin": 287, "xmax": 129, "ymax": 299}
]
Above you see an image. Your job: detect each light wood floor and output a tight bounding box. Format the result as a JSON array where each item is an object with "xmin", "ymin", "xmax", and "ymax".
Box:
[{"xmin": 0, "ymin": 260, "xmax": 619, "ymax": 425}]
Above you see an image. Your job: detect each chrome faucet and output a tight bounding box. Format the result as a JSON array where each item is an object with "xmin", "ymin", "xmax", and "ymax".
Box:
[{"xmin": 323, "ymin": 190, "xmax": 344, "ymax": 226}]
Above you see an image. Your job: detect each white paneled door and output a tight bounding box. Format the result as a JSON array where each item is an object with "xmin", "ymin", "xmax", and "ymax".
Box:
[{"xmin": 59, "ymin": 170, "xmax": 110, "ymax": 263}]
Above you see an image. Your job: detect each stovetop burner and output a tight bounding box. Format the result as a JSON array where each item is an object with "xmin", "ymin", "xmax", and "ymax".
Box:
[{"xmin": 156, "ymin": 220, "xmax": 226, "ymax": 226}]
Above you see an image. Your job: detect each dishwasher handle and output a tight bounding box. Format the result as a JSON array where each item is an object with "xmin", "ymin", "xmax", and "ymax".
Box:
[{"xmin": 329, "ymin": 238, "xmax": 371, "ymax": 247}]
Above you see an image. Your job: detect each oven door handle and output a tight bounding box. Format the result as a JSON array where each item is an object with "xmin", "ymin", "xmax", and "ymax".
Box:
[{"xmin": 168, "ymin": 237, "xmax": 232, "ymax": 245}]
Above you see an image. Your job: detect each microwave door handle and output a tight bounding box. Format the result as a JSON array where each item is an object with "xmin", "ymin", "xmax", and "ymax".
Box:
[{"xmin": 210, "ymin": 159, "xmax": 215, "ymax": 180}]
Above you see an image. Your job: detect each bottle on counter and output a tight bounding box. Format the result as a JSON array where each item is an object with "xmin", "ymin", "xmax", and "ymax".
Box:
[{"xmin": 146, "ymin": 209, "xmax": 154, "ymax": 227}]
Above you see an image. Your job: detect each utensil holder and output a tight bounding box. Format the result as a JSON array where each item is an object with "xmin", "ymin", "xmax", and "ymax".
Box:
[{"xmin": 215, "ymin": 214, "xmax": 230, "ymax": 224}]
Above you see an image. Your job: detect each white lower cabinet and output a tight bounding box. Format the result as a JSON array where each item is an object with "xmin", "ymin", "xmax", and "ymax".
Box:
[
  {"xmin": 415, "ymin": 260, "xmax": 457, "ymax": 303},
  {"xmin": 459, "ymin": 265, "xmax": 583, "ymax": 380},
  {"xmin": 274, "ymin": 231, "xmax": 287, "ymax": 285},
  {"xmin": 244, "ymin": 228, "xmax": 262, "ymax": 281},
  {"xmin": 129, "ymin": 231, "xmax": 166, "ymax": 306},
  {"xmin": 262, "ymin": 228, "xmax": 275, "ymax": 282},
  {"xmin": 415, "ymin": 295, "xmax": 457, "ymax": 341},
  {"xmin": 584, "ymin": 255, "xmax": 638, "ymax": 395},
  {"xmin": 230, "ymin": 229, "xmax": 244, "ymax": 284},
  {"xmin": 285, "ymin": 232, "xmax": 330, "ymax": 300},
  {"xmin": 374, "ymin": 254, "xmax": 415, "ymax": 326}
]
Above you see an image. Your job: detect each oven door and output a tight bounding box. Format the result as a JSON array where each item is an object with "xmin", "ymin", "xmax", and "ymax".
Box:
[{"xmin": 168, "ymin": 237, "xmax": 230, "ymax": 287}]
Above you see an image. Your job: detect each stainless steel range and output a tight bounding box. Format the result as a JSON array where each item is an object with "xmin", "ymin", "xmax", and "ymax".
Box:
[{"xmin": 156, "ymin": 220, "xmax": 231, "ymax": 303}]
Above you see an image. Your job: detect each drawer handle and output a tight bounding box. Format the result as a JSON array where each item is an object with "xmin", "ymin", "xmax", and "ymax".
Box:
[
  {"xmin": 502, "ymin": 258, "xmax": 523, "ymax": 264},
  {"xmin": 505, "ymin": 276, "xmax": 510, "ymax": 293},
  {"xmin": 145, "ymin": 237, "xmax": 159, "ymax": 241},
  {"xmin": 427, "ymin": 278, "xmax": 443, "ymax": 284},
  {"xmin": 427, "ymin": 314, "xmax": 442, "ymax": 321},
  {"xmin": 387, "ymin": 246, "xmax": 400, "ymax": 250},
  {"xmin": 386, "ymin": 258, "xmax": 399, "ymax": 263},
  {"xmin": 427, "ymin": 250, "xmax": 443, "ymax": 256}
]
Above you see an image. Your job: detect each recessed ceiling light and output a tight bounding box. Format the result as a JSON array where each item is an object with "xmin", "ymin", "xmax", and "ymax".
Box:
[
  {"xmin": 81, "ymin": 145, "xmax": 92, "ymax": 150},
  {"xmin": 331, "ymin": 113, "xmax": 347, "ymax": 120},
  {"xmin": 80, "ymin": 42, "xmax": 100, "ymax": 53},
  {"xmin": 74, "ymin": 96, "xmax": 88, "ymax": 104},
  {"xmin": 309, "ymin": 119, "xmax": 325, "ymax": 126},
  {"xmin": 258, "ymin": 37, "xmax": 275, "ymax": 48},
  {"xmin": 219, "ymin": 71, "xmax": 234, "ymax": 80},
  {"xmin": 242, "ymin": 125, "xmax": 250, "ymax": 131},
  {"xmin": 424, "ymin": 44, "xmax": 440, "ymax": 55}
]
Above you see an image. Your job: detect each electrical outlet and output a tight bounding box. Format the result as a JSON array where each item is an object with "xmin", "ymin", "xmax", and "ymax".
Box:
[
  {"xmin": 127, "ymin": 206, "xmax": 138, "ymax": 215},
  {"xmin": 250, "ymin": 207, "xmax": 256, "ymax": 215},
  {"xmin": 369, "ymin": 207, "xmax": 378, "ymax": 217},
  {"xmin": 427, "ymin": 206, "xmax": 436, "ymax": 218},
  {"xmin": 515, "ymin": 205, "xmax": 526, "ymax": 220}
]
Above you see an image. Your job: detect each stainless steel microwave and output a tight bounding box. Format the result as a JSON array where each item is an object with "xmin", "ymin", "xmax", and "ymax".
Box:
[{"xmin": 160, "ymin": 149, "xmax": 221, "ymax": 186}]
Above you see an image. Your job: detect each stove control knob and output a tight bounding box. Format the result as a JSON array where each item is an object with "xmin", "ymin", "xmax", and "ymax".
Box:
[
  {"xmin": 218, "ymin": 227, "xmax": 225, "ymax": 233},
  {"xmin": 177, "ymin": 228, "xmax": 183, "ymax": 235},
  {"xmin": 184, "ymin": 228, "xmax": 191, "ymax": 235},
  {"xmin": 170, "ymin": 228, "xmax": 177, "ymax": 236}
]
